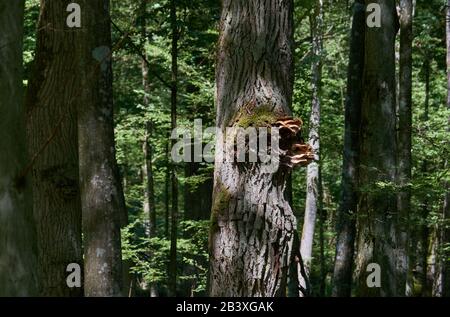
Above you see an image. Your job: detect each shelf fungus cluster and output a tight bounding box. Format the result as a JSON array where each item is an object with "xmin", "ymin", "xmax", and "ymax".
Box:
[
  {"xmin": 228, "ymin": 102, "xmax": 315, "ymax": 169},
  {"xmin": 275, "ymin": 117, "xmax": 315, "ymax": 168}
]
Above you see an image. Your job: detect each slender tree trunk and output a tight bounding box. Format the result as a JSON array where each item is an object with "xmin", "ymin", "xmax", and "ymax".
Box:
[
  {"xmin": 354, "ymin": 0, "xmax": 403, "ymax": 296},
  {"xmin": 422, "ymin": 56, "xmax": 439, "ymax": 297},
  {"xmin": 318, "ymin": 167, "xmax": 326, "ymax": 297},
  {"xmin": 78, "ymin": 0, "xmax": 125, "ymax": 297},
  {"xmin": 143, "ymin": 121, "xmax": 158, "ymax": 288},
  {"xmin": 140, "ymin": 0, "xmax": 158, "ymax": 297},
  {"xmin": 141, "ymin": 0, "xmax": 156, "ymax": 238},
  {"xmin": 25, "ymin": 0, "xmax": 83, "ymax": 296},
  {"xmin": 143, "ymin": 121, "xmax": 158, "ymax": 297},
  {"xmin": 398, "ymin": 0, "xmax": 413, "ymax": 297},
  {"xmin": 332, "ymin": 0, "xmax": 365, "ymax": 297},
  {"xmin": 0, "ymin": 0, "xmax": 38, "ymax": 296},
  {"xmin": 209, "ymin": 0, "xmax": 310, "ymax": 296},
  {"xmin": 184, "ymin": 159, "xmax": 196, "ymax": 220},
  {"xmin": 417, "ymin": 60, "xmax": 430, "ymax": 296},
  {"xmin": 168, "ymin": 0, "xmax": 179, "ymax": 297},
  {"xmin": 300, "ymin": 0, "xmax": 324, "ymax": 292},
  {"xmin": 424, "ymin": 60, "xmax": 430, "ymax": 122},
  {"xmin": 165, "ymin": 141, "xmax": 170, "ymax": 238},
  {"xmin": 442, "ymin": 0, "xmax": 450, "ymax": 297},
  {"xmin": 427, "ymin": 229, "xmax": 440, "ymax": 296}
]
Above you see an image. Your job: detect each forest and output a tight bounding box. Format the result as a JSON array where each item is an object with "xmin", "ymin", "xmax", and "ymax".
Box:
[{"xmin": 0, "ymin": 0, "xmax": 449, "ymax": 298}]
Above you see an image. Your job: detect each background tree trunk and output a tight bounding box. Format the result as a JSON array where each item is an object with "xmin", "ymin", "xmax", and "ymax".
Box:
[
  {"xmin": 168, "ymin": 0, "xmax": 179, "ymax": 297},
  {"xmin": 140, "ymin": 0, "xmax": 158, "ymax": 297},
  {"xmin": 397, "ymin": 0, "xmax": 413, "ymax": 297},
  {"xmin": 25, "ymin": 0, "xmax": 83, "ymax": 297},
  {"xmin": 143, "ymin": 121, "xmax": 158, "ymax": 297},
  {"xmin": 0, "ymin": 0, "xmax": 38, "ymax": 296},
  {"xmin": 300, "ymin": 0, "xmax": 324, "ymax": 292},
  {"xmin": 209, "ymin": 0, "xmax": 300, "ymax": 297},
  {"xmin": 354, "ymin": 0, "xmax": 404, "ymax": 297},
  {"xmin": 442, "ymin": 0, "xmax": 450, "ymax": 297},
  {"xmin": 317, "ymin": 168, "xmax": 326, "ymax": 297},
  {"xmin": 184, "ymin": 159, "xmax": 213, "ymax": 221},
  {"xmin": 78, "ymin": 0, "xmax": 125, "ymax": 297},
  {"xmin": 141, "ymin": 4, "xmax": 156, "ymax": 242},
  {"xmin": 332, "ymin": 0, "xmax": 365, "ymax": 297},
  {"xmin": 165, "ymin": 141, "xmax": 170, "ymax": 238},
  {"xmin": 415, "ymin": 59, "xmax": 430, "ymax": 296}
]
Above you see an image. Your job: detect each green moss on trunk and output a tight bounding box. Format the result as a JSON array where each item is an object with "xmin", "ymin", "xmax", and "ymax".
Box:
[{"xmin": 234, "ymin": 104, "xmax": 279, "ymax": 128}]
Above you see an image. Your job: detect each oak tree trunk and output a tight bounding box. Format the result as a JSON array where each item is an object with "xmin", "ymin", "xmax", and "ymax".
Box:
[
  {"xmin": 354, "ymin": 0, "xmax": 404, "ymax": 297},
  {"xmin": 0, "ymin": 0, "xmax": 38, "ymax": 296},
  {"xmin": 397, "ymin": 0, "xmax": 413, "ymax": 297},
  {"xmin": 25, "ymin": 0, "xmax": 84, "ymax": 297},
  {"xmin": 209, "ymin": 0, "xmax": 301, "ymax": 297},
  {"xmin": 332, "ymin": 0, "xmax": 365, "ymax": 297}
]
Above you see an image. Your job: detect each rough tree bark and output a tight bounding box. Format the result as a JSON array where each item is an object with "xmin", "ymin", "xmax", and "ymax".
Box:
[
  {"xmin": 0, "ymin": 0, "xmax": 38, "ymax": 296},
  {"xmin": 209, "ymin": 0, "xmax": 312, "ymax": 297},
  {"xmin": 354, "ymin": 0, "xmax": 405, "ymax": 296},
  {"xmin": 78, "ymin": 0, "xmax": 125, "ymax": 297},
  {"xmin": 300, "ymin": 0, "xmax": 324, "ymax": 292},
  {"xmin": 25, "ymin": 0, "xmax": 83, "ymax": 297},
  {"xmin": 168, "ymin": 0, "xmax": 179, "ymax": 297},
  {"xmin": 397, "ymin": 0, "xmax": 413, "ymax": 297},
  {"xmin": 332, "ymin": 0, "xmax": 365, "ymax": 297}
]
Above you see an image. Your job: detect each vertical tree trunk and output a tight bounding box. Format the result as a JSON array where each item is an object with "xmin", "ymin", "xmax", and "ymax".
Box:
[
  {"xmin": 300, "ymin": 0, "xmax": 324, "ymax": 291},
  {"xmin": 332, "ymin": 0, "xmax": 365, "ymax": 297},
  {"xmin": 165, "ymin": 141, "xmax": 170, "ymax": 238},
  {"xmin": 317, "ymin": 167, "xmax": 326, "ymax": 297},
  {"xmin": 354, "ymin": 0, "xmax": 403, "ymax": 296},
  {"xmin": 140, "ymin": 0, "xmax": 158, "ymax": 297},
  {"xmin": 168, "ymin": 0, "xmax": 179, "ymax": 297},
  {"xmin": 184, "ymin": 160, "xmax": 213, "ymax": 221},
  {"xmin": 25, "ymin": 0, "xmax": 83, "ymax": 296},
  {"xmin": 143, "ymin": 123, "xmax": 158, "ymax": 297},
  {"xmin": 416, "ymin": 60, "xmax": 430, "ymax": 296},
  {"xmin": 140, "ymin": 3, "xmax": 156, "ymax": 241},
  {"xmin": 427, "ymin": 229, "xmax": 440, "ymax": 296},
  {"xmin": 397, "ymin": 0, "xmax": 413, "ymax": 297},
  {"xmin": 78, "ymin": 0, "xmax": 125, "ymax": 297},
  {"xmin": 419, "ymin": 58, "xmax": 434, "ymax": 297},
  {"xmin": 0, "ymin": 0, "xmax": 38, "ymax": 296},
  {"xmin": 442, "ymin": 0, "xmax": 450, "ymax": 297},
  {"xmin": 209, "ymin": 0, "xmax": 307, "ymax": 297}
]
